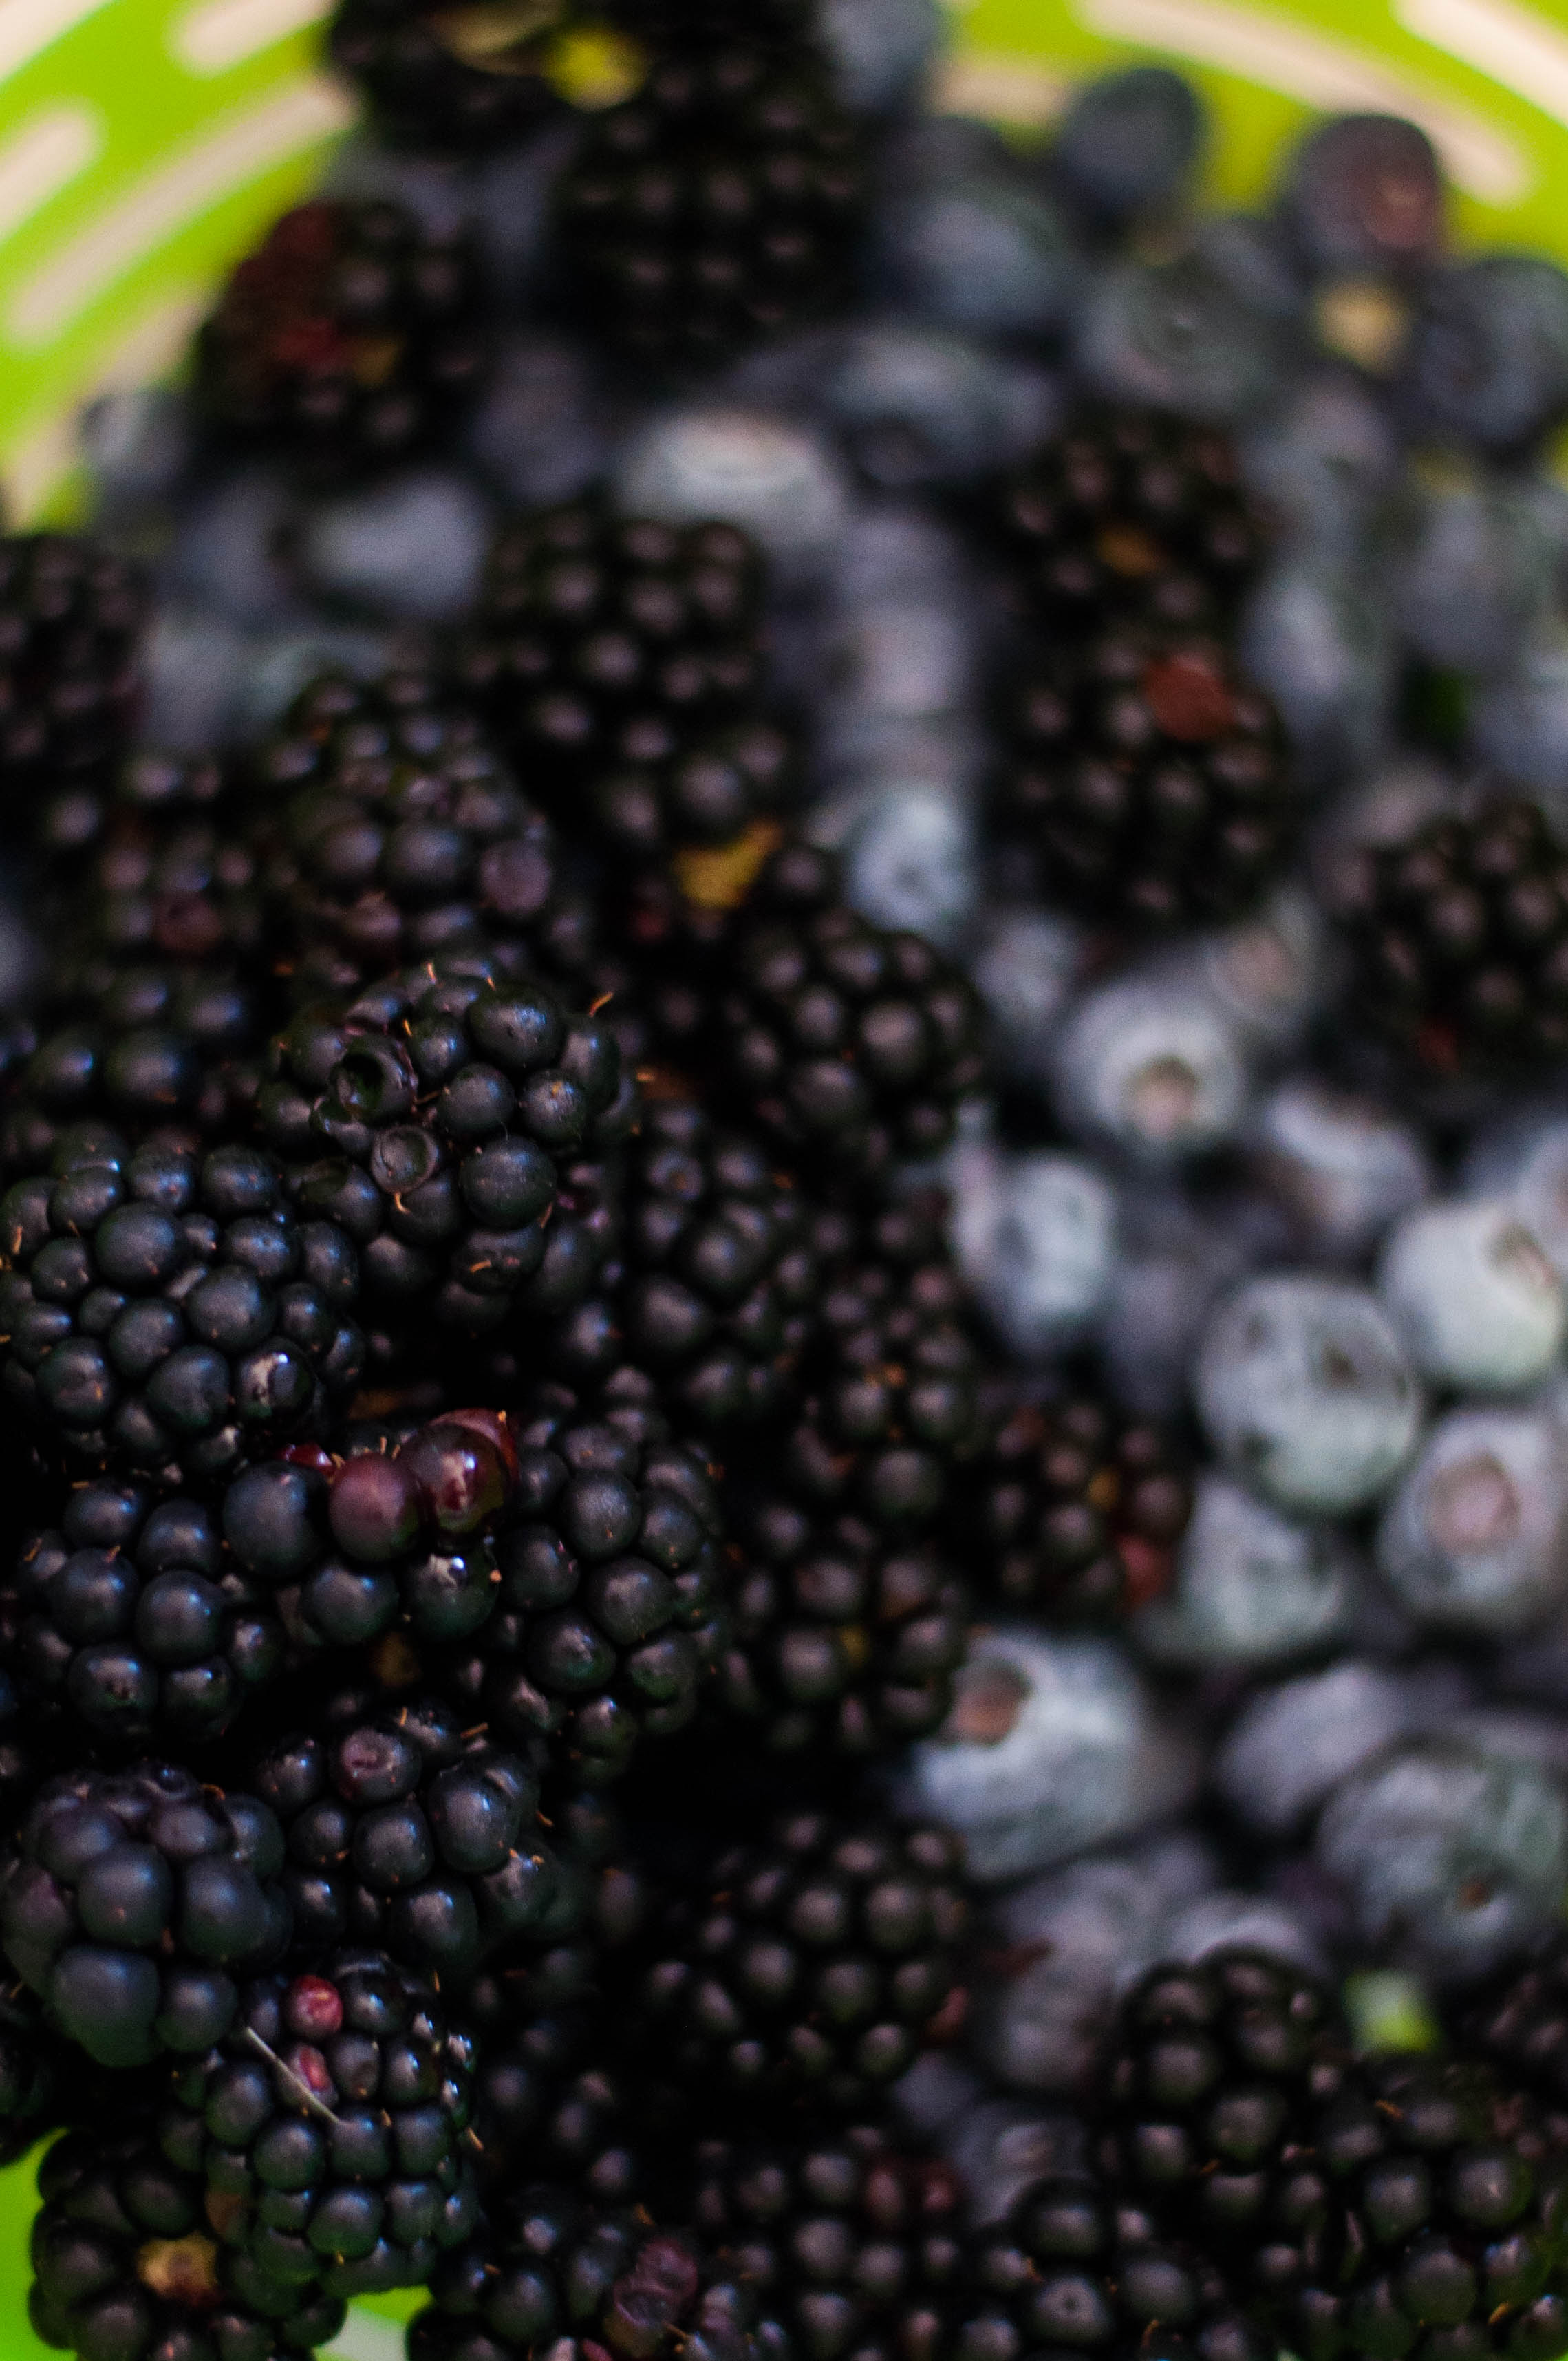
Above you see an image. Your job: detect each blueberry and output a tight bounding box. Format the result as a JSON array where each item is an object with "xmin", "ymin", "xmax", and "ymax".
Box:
[
  {"xmin": 1214, "ymin": 1660, "xmax": 1414, "ymax": 1836},
  {"xmin": 1135, "ymin": 1473, "xmax": 1354, "ymax": 1671},
  {"xmin": 947, "ymin": 1141, "xmax": 1116, "ymax": 1358},
  {"xmin": 821, "ymin": 326, "xmax": 1053, "ymax": 490},
  {"xmin": 1377, "ymin": 1407, "xmax": 1568, "ymax": 1636},
  {"xmin": 971, "ymin": 1829, "xmax": 1215, "ymax": 2093},
  {"xmin": 614, "ymin": 410, "xmax": 852, "ymax": 590},
  {"xmin": 894, "ymin": 1627, "xmax": 1199, "ymax": 1882},
  {"xmin": 1248, "ymin": 1077, "xmax": 1431, "ymax": 1257},
  {"xmin": 297, "ymin": 471, "xmax": 491, "ymax": 623},
  {"xmin": 1238, "ymin": 557, "xmax": 1394, "ymax": 787},
  {"xmin": 1053, "ymin": 976, "xmax": 1249, "ymax": 1165},
  {"xmin": 1316, "ymin": 1736, "xmax": 1568, "ymax": 1983},
  {"xmin": 1053, "ymin": 66, "xmax": 1205, "ymax": 228},
  {"xmin": 1196, "ymin": 1274, "xmax": 1423, "ymax": 1515},
  {"xmin": 1401, "ymin": 255, "xmax": 1568, "ymax": 454},
  {"xmin": 870, "ymin": 175, "xmax": 1082, "ymax": 343},
  {"xmin": 1378, "ymin": 1199, "xmax": 1564, "ymax": 1392},
  {"xmin": 1076, "ymin": 253, "xmax": 1288, "ymax": 423},
  {"xmin": 1279, "ymin": 115, "xmax": 1444, "ymax": 280},
  {"xmin": 841, "ymin": 782, "xmax": 978, "ymax": 952},
  {"xmin": 819, "ymin": 0, "xmax": 941, "ymax": 114}
]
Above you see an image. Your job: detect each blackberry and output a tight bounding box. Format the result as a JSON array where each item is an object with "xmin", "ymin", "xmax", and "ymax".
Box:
[
  {"xmin": 3, "ymin": 1476, "xmax": 286, "ymax": 1749},
  {"xmin": 409, "ymin": 2184, "xmax": 755, "ymax": 2361},
  {"xmin": 195, "ymin": 200, "xmax": 486, "ymax": 479},
  {"xmin": 246, "ymin": 1689, "xmax": 556, "ymax": 1984},
  {"xmin": 55, "ymin": 754, "xmax": 270, "ymax": 998},
  {"xmin": 1461, "ymin": 1934, "xmax": 1568, "ymax": 2143},
  {"xmin": 0, "ymin": 534, "xmax": 145, "ymax": 842},
  {"xmin": 433, "ymin": 1376, "xmax": 729, "ymax": 1785},
  {"xmin": 956, "ymin": 2170, "xmax": 1271, "ymax": 2361},
  {"xmin": 0, "ymin": 1134, "xmax": 365, "ymax": 1482},
  {"xmin": 999, "ymin": 630, "xmax": 1294, "ymax": 932},
  {"xmin": 327, "ymin": 0, "xmax": 564, "ymax": 153},
  {"xmin": 1097, "ymin": 1952, "xmax": 1350, "ymax": 2312},
  {"xmin": 1, "ymin": 1760, "xmax": 288, "ymax": 2066},
  {"xmin": 1334, "ymin": 797, "xmax": 1568, "ymax": 1077},
  {"xmin": 612, "ymin": 1099, "xmax": 820, "ymax": 1430},
  {"xmin": 0, "ymin": 1986, "xmax": 77, "ymax": 2166},
  {"xmin": 775, "ymin": 1237, "xmax": 987, "ymax": 1534},
  {"xmin": 162, "ymin": 1949, "xmax": 479, "ymax": 2298},
  {"xmin": 256, "ymin": 673, "xmax": 599, "ymax": 1005},
  {"xmin": 587, "ymin": 714, "xmax": 797, "ymax": 865},
  {"xmin": 994, "ymin": 412, "xmax": 1265, "ymax": 641},
  {"xmin": 37, "ymin": 744, "xmax": 236, "ymax": 877},
  {"xmin": 628, "ymin": 1810, "xmax": 967, "ymax": 2117},
  {"xmin": 2, "ymin": 998, "xmax": 261, "ymax": 1179},
  {"xmin": 554, "ymin": 21, "xmax": 866, "ymax": 368},
  {"xmin": 456, "ymin": 504, "xmax": 764, "ymax": 795},
  {"xmin": 30, "ymin": 2116, "xmax": 345, "ymax": 2361},
  {"xmin": 258, "ymin": 962, "xmax": 628, "ymax": 1342},
  {"xmin": 685, "ymin": 2128, "xmax": 967, "ymax": 2361},
  {"xmin": 965, "ymin": 1392, "xmax": 1193, "ymax": 1620},
  {"xmin": 709, "ymin": 838, "xmax": 985, "ymax": 1192},
  {"xmin": 1291, "ymin": 2053, "xmax": 1568, "ymax": 2361},
  {"xmin": 718, "ymin": 1492, "xmax": 968, "ymax": 1758}
]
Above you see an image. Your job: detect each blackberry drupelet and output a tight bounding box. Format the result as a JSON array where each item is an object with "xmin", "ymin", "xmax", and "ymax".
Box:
[
  {"xmin": 956, "ymin": 2170, "xmax": 1270, "ymax": 2361},
  {"xmin": 718, "ymin": 1491, "xmax": 969, "ymax": 1758},
  {"xmin": 195, "ymin": 201, "xmax": 486, "ymax": 478},
  {"xmin": 1000, "ymin": 630, "xmax": 1294, "ymax": 932},
  {"xmin": 1334, "ymin": 797, "xmax": 1568, "ymax": 1077},
  {"xmin": 553, "ymin": 21, "xmax": 866, "ymax": 368},
  {"xmin": 685, "ymin": 2128, "xmax": 967, "ymax": 2361},
  {"xmin": 247, "ymin": 1689, "xmax": 555, "ymax": 1983},
  {"xmin": 433, "ymin": 1377, "xmax": 729, "ymax": 1786},
  {"xmin": 0, "ymin": 1135, "xmax": 365, "ymax": 1482},
  {"xmin": 3, "ymin": 1475, "xmax": 286, "ymax": 1749},
  {"xmin": 327, "ymin": 0, "xmax": 564, "ymax": 153},
  {"xmin": 587, "ymin": 715, "xmax": 796, "ymax": 865},
  {"xmin": 612, "ymin": 1098, "xmax": 820, "ymax": 1431},
  {"xmin": 965, "ymin": 1392, "xmax": 1193, "ymax": 1620},
  {"xmin": 628, "ymin": 1810, "xmax": 967, "ymax": 2116},
  {"xmin": 456, "ymin": 504, "xmax": 764, "ymax": 795},
  {"xmin": 257, "ymin": 672, "xmax": 599, "ymax": 1007},
  {"xmin": 1289, "ymin": 2053, "xmax": 1568, "ymax": 2361},
  {"xmin": 1, "ymin": 1759, "xmax": 288, "ymax": 2066},
  {"xmin": 994, "ymin": 412, "xmax": 1266, "ymax": 641},
  {"xmin": 710, "ymin": 838, "xmax": 986, "ymax": 1191},
  {"xmin": 0, "ymin": 535, "xmax": 145, "ymax": 844},
  {"xmin": 409, "ymin": 2184, "xmax": 755, "ymax": 2361},
  {"xmin": 258, "ymin": 961, "xmax": 628, "ymax": 1343},
  {"xmin": 162, "ymin": 1949, "xmax": 479, "ymax": 2299},
  {"xmin": 30, "ymin": 2115, "xmax": 345, "ymax": 2361},
  {"xmin": 1097, "ymin": 1952, "xmax": 1349, "ymax": 2309}
]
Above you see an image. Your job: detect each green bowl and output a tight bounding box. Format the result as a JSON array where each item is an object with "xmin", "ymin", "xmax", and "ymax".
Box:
[{"xmin": 0, "ymin": 0, "xmax": 1567, "ymax": 2345}]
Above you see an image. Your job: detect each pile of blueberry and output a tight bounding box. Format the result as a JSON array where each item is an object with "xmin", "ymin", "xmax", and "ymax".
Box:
[{"xmin": 14, "ymin": 5, "xmax": 1568, "ymax": 2361}]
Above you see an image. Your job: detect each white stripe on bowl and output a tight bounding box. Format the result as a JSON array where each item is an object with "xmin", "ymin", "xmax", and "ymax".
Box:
[
  {"xmin": 0, "ymin": 104, "xmax": 98, "ymax": 247},
  {"xmin": 172, "ymin": 0, "xmax": 332, "ymax": 76},
  {"xmin": 1399, "ymin": 0, "xmax": 1568, "ymax": 133},
  {"xmin": 933, "ymin": 51, "xmax": 1072, "ymax": 125},
  {"xmin": 1076, "ymin": 0, "xmax": 1532, "ymax": 202},
  {"xmin": 0, "ymin": 0, "xmax": 111, "ymax": 83},
  {"xmin": 5, "ymin": 74, "xmax": 353, "ymax": 347}
]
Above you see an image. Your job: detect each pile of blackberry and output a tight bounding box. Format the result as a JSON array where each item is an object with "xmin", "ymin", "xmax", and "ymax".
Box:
[{"xmin": 24, "ymin": 20, "xmax": 1568, "ymax": 2361}]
